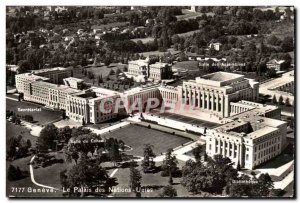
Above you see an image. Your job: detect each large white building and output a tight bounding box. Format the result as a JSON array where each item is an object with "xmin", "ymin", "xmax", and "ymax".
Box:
[
  {"xmin": 160, "ymin": 72, "xmax": 259, "ymax": 118},
  {"xmin": 128, "ymin": 59, "xmax": 172, "ymax": 81},
  {"xmin": 205, "ymin": 101, "xmax": 287, "ymax": 170}
]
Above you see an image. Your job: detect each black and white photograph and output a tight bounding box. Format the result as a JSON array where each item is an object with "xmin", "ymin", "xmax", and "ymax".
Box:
[{"xmin": 5, "ymin": 3, "xmax": 296, "ymax": 199}]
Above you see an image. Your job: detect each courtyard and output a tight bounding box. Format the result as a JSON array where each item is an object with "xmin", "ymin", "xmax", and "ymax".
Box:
[{"xmin": 100, "ymin": 124, "xmax": 191, "ymax": 156}]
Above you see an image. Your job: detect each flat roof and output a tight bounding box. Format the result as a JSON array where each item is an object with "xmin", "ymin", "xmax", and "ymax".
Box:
[
  {"xmin": 150, "ymin": 62, "xmax": 168, "ymax": 68},
  {"xmin": 31, "ymin": 67, "xmax": 70, "ymax": 74},
  {"xmin": 246, "ymin": 126, "xmax": 278, "ymax": 139},
  {"xmin": 16, "ymin": 73, "xmax": 49, "ymax": 81},
  {"xmin": 201, "ymin": 72, "xmax": 243, "ymax": 82}
]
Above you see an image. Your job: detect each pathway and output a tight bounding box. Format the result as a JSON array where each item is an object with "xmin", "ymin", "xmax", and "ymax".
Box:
[{"xmin": 29, "ymin": 156, "xmax": 60, "ymax": 191}]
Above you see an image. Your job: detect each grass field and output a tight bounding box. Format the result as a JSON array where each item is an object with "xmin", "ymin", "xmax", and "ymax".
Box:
[
  {"xmin": 173, "ymin": 61, "xmax": 199, "ymax": 71},
  {"xmin": 177, "ymin": 30, "xmax": 200, "ymax": 37},
  {"xmin": 6, "ymin": 99, "xmax": 62, "ymax": 126},
  {"xmin": 101, "ymin": 125, "xmax": 190, "ymax": 156},
  {"xmin": 73, "ymin": 64, "xmax": 127, "ymax": 85},
  {"xmin": 6, "ymin": 152, "xmax": 67, "ymax": 198},
  {"xmin": 176, "ymin": 9, "xmax": 214, "ymax": 21},
  {"xmin": 91, "ymin": 21, "xmax": 129, "ymax": 30},
  {"xmin": 131, "ymin": 37, "xmax": 154, "ymax": 44}
]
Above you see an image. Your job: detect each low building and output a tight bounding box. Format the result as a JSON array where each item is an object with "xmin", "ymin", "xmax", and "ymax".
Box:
[
  {"xmin": 128, "ymin": 59, "xmax": 149, "ymax": 77},
  {"xmin": 149, "ymin": 62, "xmax": 172, "ymax": 81},
  {"xmin": 266, "ymin": 59, "xmax": 285, "ymax": 71},
  {"xmin": 128, "ymin": 59, "xmax": 172, "ymax": 81},
  {"xmin": 208, "ymin": 42, "xmax": 222, "ymax": 51}
]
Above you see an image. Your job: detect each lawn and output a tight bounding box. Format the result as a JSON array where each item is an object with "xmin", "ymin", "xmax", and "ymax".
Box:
[
  {"xmin": 91, "ymin": 21, "xmax": 129, "ymax": 30},
  {"xmin": 101, "ymin": 124, "xmax": 190, "ymax": 156},
  {"xmin": 6, "ymin": 152, "xmax": 68, "ymax": 198},
  {"xmin": 6, "ymin": 156, "xmax": 40, "ymax": 198},
  {"xmin": 131, "ymin": 37, "xmax": 154, "ymax": 44},
  {"xmin": 177, "ymin": 30, "xmax": 200, "ymax": 37},
  {"xmin": 139, "ymin": 49, "xmax": 181, "ymax": 57},
  {"xmin": 6, "ymin": 99, "xmax": 62, "ymax": 126},
  {"xmin": 73, "ymin": 64, "xmax": 127, "ymax": 84},
  {"xmin": 176, "ymin": 9, "xmax": 214, "ymax": 21},
  {"xmin": 110, "ymin": 160, "xmax": 202, "ymax": 198},
  {"xmin": 6, "ymin": 120, "xmax": 37, "ymax": 147},
  {"xmin": 172, "ymin": 61, "xmax": 199, "ymax": 71}
]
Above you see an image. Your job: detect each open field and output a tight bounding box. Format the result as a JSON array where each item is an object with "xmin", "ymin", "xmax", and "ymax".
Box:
[
  {"xmin": 6, "ymin": 98, "xmax": 62, "ymax": 126},
  {"xmin": 173, "ymin": 60, "xmax": 199, "ymax": 71},
  {"xmin": 139, "ymin": 49, "xmax": 181, "ymax": 57},
  {"xmin": 131, "ymin": 37, "xmax": 154, "ymax": 44},
  {"xmin": 73, "ymin": 64, "xmax": 126, "ymax": 81},
  {"xmin": 176, "ymin": 9, "xmax": 214, "ymax": 21},
  {"xmin": 177, "ymin": 30, "xmax": 200, "ymax": 37},
  {"xmin": 101, "ymin": 124, "xmax": 191, "ymax": 156},
  {"xmin": 91, "ymin": 21, "xmax": 129, "ymax": 30}
]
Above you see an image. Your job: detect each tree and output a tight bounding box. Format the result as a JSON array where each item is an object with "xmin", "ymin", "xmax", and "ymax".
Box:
[
  {"xmin": 192, "ymin": 144, "xmax": 204, "ymax": 162},
  {"xmin": 129, "ymin": 161, "xmax": 142, "ymax": 197},
  {"xmin": 97, "ymin": 74, "xmax": 103, "ymax": 85},
  {"xmin": 26, "ymin": 139, "xmax": 32, "ymax": 149},
  {"xmin": 59, "ymin": 126, "xmax": 73, "ymax": 143},
  {"xmin": 106, "ymin": 138, "xmax": 121, "ymax": 166},
  {"xmin": 161, "ymin": 149, "xmax": 178, "ymax": 185},
  {"xmin": 15, "ymin": 118, "xmax": 21, "ymax": 125},
  {"xmin": 37, "ymin": 124, "xmax": 58, "ymax": 152},
  {"xmin": 108, "ymin": 69, "xmax": 115, "ymax": 75},
  {"xmin": 115, "ymin": 68, "xmax": 122, "ymax": 76},
  {"xmin": 265, "ymin": 68, "xmax": 277, "ymax": 78},
  {"xmin": 160, "ymin": 185, "xmax": 177, "ymax": 197},
  {"xmin": 281, "ymin": 36, "xmax": 294, "ymax": 52},
  {"xmin": 24, "ymin": 115, "xmax": 34, "ymax": 122},
  {"xmin": 141, "ymin": 144, "xmax": 156, "ymax": 173},
  {"xmin": 278, "ymin": 95, "xmax": 284, "ymax": 105},
  {"xmin": 7, "ymin": 165, "xmax": 24, "ymax": 181},
  {"xmin": 18, "ymin": 60, "xmax": 30, "ymax": 73},
  {"xmin": 285, "ymin": 97, "xmax": 291, "ymax": 106},
  {"xmin": 252, "ymin": 173, "xmax": 274, "ymax": 197},
  {"xmin": 181, "ymin": 155, "xmax": 238, "ymax": 194},
  {"xmin": 60, "ymin": 154, "xmax": 109, "ymax": 197},
  {"xmin": 272, "ymin": 95, "xmax": 277, "ymax": 104}
]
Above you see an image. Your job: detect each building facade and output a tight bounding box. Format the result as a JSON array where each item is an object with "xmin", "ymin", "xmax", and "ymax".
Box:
[
  {"xmin": 128, "ymin": 59, "xmax": 172, "ymax": 81},
  {"xmin": 177, "ymin": 72, "xmax": 259, "ymax": 118},
  {"xmin": 31, "ymin": 67, "xmax": 73, "ymax": 84},
  {"xmin": 205, "ymin": 101, "xmax": 287, "ymax": 170}
]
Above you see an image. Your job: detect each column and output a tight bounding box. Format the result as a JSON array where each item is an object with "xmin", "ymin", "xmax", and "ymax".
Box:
[
  {"xmin": 216, "ymin": 94, "xmax": 219, "ymax": 112},
  {"xmin": 211, "ymin": 93, "xmax": 215, "ymax": 111},
  {"xmin": 222, "ymin": 140, "xmax": 226, "ymax": 156},
  {"xmin": 202, "ymin": 91, "xmax": 205, "ymax": 109},
  {"xmin": 193, "ymin": 89, "xmax": 196, "ymax": 107},
  {"xmin": 206, "ymin": 92, "xmax": 210, "ymax": 110},
  {"xmin": 221, "ymin": 96, "xmax": 224, "ymax": 116},
  {"xmin": 198, "ymin": 91, "xmax": 201, "ymax": 107},
  {"xmin": 227, "ymin": 141, "xmax": 230, "ymax": 157}
]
